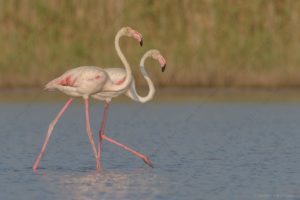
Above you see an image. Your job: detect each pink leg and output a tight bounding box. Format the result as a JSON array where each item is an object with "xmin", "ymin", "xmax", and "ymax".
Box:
[
  {"xmin": 84, "ymin": 98, "xmax": 101, "ymax": 170},
  {"xmin": 102, "ymin": 134, "xmax": 153, "ymax": 168},
  {"xmin": 97, "ymin": 102, "xmax": 153, "ymax": 168},
  {"xmin": 97, "ymin": 102, "xmax": 110, "ymax": 164},
  {"xmin": 33, "ymin": 98, "xmax": 73, "ymax": 171}
]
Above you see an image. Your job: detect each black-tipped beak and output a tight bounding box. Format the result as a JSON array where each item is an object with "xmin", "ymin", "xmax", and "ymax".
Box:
[
  {"xmin": 140, "ymin": 38, "xmax": 143, "ymax": 46},
  {"xmin": 161, "ymin": 64, "xmax": 166, "ymax": 72}
]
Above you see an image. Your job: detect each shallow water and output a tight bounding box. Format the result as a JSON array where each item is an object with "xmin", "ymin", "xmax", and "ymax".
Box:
[{"xmin": 1, "ymin": 100, "xmax": 300, "ymax": 200}]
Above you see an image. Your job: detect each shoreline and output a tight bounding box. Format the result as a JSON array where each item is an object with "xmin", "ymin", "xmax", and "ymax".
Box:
[{"xmin": 1, "ymin": 87, "xmax": 300, "ymax": 102}]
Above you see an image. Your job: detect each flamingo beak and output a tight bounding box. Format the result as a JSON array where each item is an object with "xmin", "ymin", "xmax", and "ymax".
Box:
[
  {"xmin": 161, "ymin": 64, "xmax": 166, "ymax": 72},
  {"xmin": 140, "ymin": 37, "xmax": 143, "ymax": 46},
  {"xmin": 157, "ymin": 54, "xmax": 166, "ymax": 72},
  {"xmin": 131, "ymin": 30, "xmax": 143, "ymax": 47}
]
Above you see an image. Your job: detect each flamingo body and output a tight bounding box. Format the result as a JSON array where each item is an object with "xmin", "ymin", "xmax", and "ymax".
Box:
[
  {"xmin": 90, "ymin": 68, "xmax": 131, "ymax": 101},
  {"xmin": 45, "ymin": 66, "xmax": 110, "ymax": 97}
]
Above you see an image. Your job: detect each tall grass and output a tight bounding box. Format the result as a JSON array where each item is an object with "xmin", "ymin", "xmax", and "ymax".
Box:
[{"xmin": 1, "ymin": 0, "xmax": 300, "ymax": 88}]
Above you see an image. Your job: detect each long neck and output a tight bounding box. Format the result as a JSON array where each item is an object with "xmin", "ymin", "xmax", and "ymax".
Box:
[
  {"xmin": 130, "ymin": 54, "xmax": 155, "ymax": 103},
  {"xmin": 111, "ymin": 31, "xmax": 132, "ymax": 91}
]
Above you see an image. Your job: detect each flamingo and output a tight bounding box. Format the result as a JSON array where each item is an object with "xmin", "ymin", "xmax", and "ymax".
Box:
[
  {"xmin": 92, "ymin": 49, "xmax": 167, "ymax": 168},
  {"xmin": 32, "ymin": 27, "xmax": 143, "ymax": 171}
]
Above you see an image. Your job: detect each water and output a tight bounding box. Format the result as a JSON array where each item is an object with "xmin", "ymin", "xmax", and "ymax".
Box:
[{"xmin": 1, "ymin": 100, "xmax": 300, "ymax": 200}]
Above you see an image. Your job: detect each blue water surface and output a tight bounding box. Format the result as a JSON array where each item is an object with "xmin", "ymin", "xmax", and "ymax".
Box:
[{"xmin": 0, "ymin": 100, "xmax": 300, "ymax": 200}]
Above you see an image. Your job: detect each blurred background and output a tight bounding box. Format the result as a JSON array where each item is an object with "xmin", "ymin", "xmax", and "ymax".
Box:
[{"xmin": 1, "ymin": 0, "xmax": 300, "ymax": 90}]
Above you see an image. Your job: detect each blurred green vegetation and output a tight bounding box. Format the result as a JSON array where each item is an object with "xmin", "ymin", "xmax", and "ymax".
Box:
[{"xmin": 1, "ymin": 0, "xmax": 300, "ymax": 88}]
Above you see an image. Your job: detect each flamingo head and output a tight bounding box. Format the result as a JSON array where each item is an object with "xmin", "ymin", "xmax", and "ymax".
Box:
[
  {"xmin": 148, "ymin": 49, "xmax": 167, "ymax": 72},
  {"xmin": 121, "ymin": 27, "xmax": 143, "ymax": 46}
]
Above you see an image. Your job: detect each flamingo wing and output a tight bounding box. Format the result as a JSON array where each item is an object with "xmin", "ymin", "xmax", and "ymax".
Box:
[
  {"xmin": 104, "ymin": 68, "xmax": 126, "ymax": 85},
  {"xmin": 45, "ymin": 66, "xmax": 109, "ymax": 96}
]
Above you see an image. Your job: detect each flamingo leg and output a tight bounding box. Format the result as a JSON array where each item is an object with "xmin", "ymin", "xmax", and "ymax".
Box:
[
  {"xmin": 97, "ymin": 102, "xmax": 110, "ymax": 163},
  {"xmin": 102, "ymin": 134, "xmax": 153, "ymax": 168},
  {"xmin": 98, "ymin": 102, "xmax": 153, "ymax": 168},
  {"xmin": 33, "ymin": 98, "xmax": 73, "ymax": 171},
  {"xmin": 84, "ymin": 98, "xmax": 101, "ymax": 170}
]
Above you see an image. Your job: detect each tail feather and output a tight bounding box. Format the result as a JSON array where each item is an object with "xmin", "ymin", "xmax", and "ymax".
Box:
[{"xmin": 45, "ymin": 78, "xmax": 59, "ymax": 91}]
